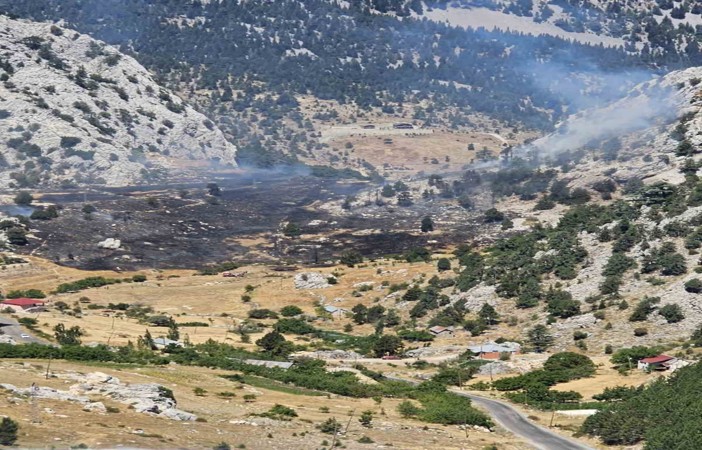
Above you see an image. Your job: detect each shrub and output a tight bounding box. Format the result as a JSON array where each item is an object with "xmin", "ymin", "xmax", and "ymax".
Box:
[
  {"xmin": 634, "ymin": 327, "xmax": 648, "ymax": 337},
  {"xmin": 340, "ymin": 250, "xmax": 363, "ymax": 267},
  {"xmin": 0, "ymin": 417, "xmax": 18, "ymax": 446},
  {"xmin": 484, "ymin": 208, "xmax": 505, "ymax": 223},
  {"xmin": 542, "ymin": 352, "xmax": 596, "ymax": 380},
  {"xmin": 573, "ymin": 331, "xmax": 588, "ymax": 341},
  {"xmin": 260, "ymin": 404, "xmax": 297, "ymax": 420},
  {"xmin": 629, "ymin": 296, "xmax": 660, "ymax": 322},
  {"xmin": 193, "ymin": 387, "xmax": 207, "ymax": 396},
  {"xmin": 684, "ymin": 278, "xmax": 702, "ymax": 293},
  {"xmin": 60, "ymin": 136, "xmax": 82, "ymax": 148},
  {"xmin": 397, "ymin": 400, "xmax": 421, "ymax": 418},
  {"xmin": 437, "ymin": 258, "xmax": 451, "ymax": 272},
  {"xmin": 358, "ymin": 410, "xmax": 373, "ymax": 427},
  {"xmin": 13, "ymin": 191, "xmax": 33, "ymax": 205},
  {"xmin": 248, "ymin": 309, "xmax": 278, "ymax": 319},
  {"xmin": 658, "ymin": 304, "xmax": 684, "ymax": 323},
  {"xmin": 318, "ymin": 417, "xmax": 342, "ymax": 434},
  {"xmin": 6, "ymin": 289, "xmax": 45, "ymax": 299},
  {"xmin": 280, "ymin": 305, "xmax": 303, "ymax": 317}
]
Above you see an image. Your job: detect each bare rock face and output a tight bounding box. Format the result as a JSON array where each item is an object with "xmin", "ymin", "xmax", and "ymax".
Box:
[
  {"xmin": 294, "ymin": 272, "xmax": 331, "ymax": 289},
  {"xmin": 1, "ymin": 371, "xmax": 196, "ymax": 421},
  {"xmin": 68, "ymin": 372, "xmax": 196, "ymax": 421},
  {"xmin": 0, "ymin": 16, "xmax": 237, "ymax": 188}
]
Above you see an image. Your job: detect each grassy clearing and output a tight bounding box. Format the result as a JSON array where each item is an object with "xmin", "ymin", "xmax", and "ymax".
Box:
[{"xmin": 236, "ymin": 374, "xmax": 326, "ymax": 396}]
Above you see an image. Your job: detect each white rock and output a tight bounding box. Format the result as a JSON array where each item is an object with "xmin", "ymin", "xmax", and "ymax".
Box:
[
  {"xmin": 97, "ymin": 238, "xmax": 121, "ymax": 249},
  {"xmin": 294, "ymin": 272, "xmax": 331, "ymax": 289}
]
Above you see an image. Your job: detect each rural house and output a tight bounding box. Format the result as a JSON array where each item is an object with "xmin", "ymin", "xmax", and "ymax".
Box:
[
  {"xmin": 428, "ymin": 326, "xmax": 454, "ymax": 337},
  {"xmin": 152, "ymin": 337, "xmax": 183, "ymax": 349},
  {"xmin": 637, "ymin": 354, "xmax": 677, "ymax": 371},
  {"xmin": 323, "ymin": 305, "xmax": 348, "ymax": 318},
  {"xmin": 0, "ymin": 298, "xmax": 46, "ymax": 313},
  {"xmin": 467, "ymin": 342, "xmax": 521, "ymax": 360}
]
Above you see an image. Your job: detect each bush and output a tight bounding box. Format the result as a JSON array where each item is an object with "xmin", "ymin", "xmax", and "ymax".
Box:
[
  {"xmin": 248, "ymin": 309, "xmax": 278, "ymax": 319},
  {"xmin": 633, "ymin": 327, "xmax": 648, "ymax": 337},
  {"xmin": 280, "ymin": 305, "xmax": 303, "ymax": 317},
  {"xmin": 13, "ymin": 191, "xmax": 33, "ymax": 205},
  {"xmin": 55, "ymin": 276, "xmax": 121, "ymax": 293},
  {"xmin": 658, "ymin": 304, "xmax": 684, "ymax": 323},
  {"xmin": 60, "ymin": 136, "xmax": 82, "ymax": 148},
  {"xmin": 260, "ymin": 404, "xmax": 297, "ymax": 420},
  {"xmin": 273, "ymin": 318, "xmax": 316, "ymax": 335},
  {"xmin": 318, "ymin": 417, "xmax": 342, "ymax": 434},
  {"xmin": 397, "ymin": 400, "xmax": 421, "ymax": 418},
  {"xmin": 484, "ymin": 208, "xmax": 505, "ymax": 223},
  {"xmin": 542, "ymin": 352, "xmax": 596, "ymax": 380},
  {"xmin": 629, "ymin": 296, "xmax": 660, "ymax": 322},
  {"xmin": 437, "ymin": 258, "xmax": 451, "ymax": 272},
  {"xmin": 340, "ymin": 249, "xmax": 363, "ymax": 267},
  {"xmin": 0, "ymin": 417, "xmax": 18, "ymax": 446},
  {"xmin": 573, "ymin": 331, "xmax": 588, "ymax": 341},
  {"xmin": 6, "ymin": 289, "xmax": 45, "ymax": 299},
  {"xmin": 684, "ymin": 278, "xmax": 702, "ymax": 293}
]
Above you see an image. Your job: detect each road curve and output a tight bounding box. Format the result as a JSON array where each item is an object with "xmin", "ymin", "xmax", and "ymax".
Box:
[
  {"xmin": 384, "ymin": 375, "xmax": 593, "ymax": 450},
  {"xmin": 0, "ymin": 316, "xmax": 47, "ymax": 344},
  {"xmin": 453, "ymin": 390, "xmax": 594, "ymax": 450}
]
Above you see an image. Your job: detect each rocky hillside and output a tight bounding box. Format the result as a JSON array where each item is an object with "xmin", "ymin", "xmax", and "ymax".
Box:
[
  {"xmin": 417, "ymin": 0, "xmax": 702, "ymax": 61},
  {"xmin": 0, "ymin": 16, "xmax": 237, "ymax": 188}
]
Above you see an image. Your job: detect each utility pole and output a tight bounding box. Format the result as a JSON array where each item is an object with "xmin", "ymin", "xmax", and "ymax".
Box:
[
  {"xmin": 30, "ymin": 382, "xmax": 40, "ymax": 424},
  {"xmin": 45, "ymin": 354, "xmax": 52, "ymax": 379}
]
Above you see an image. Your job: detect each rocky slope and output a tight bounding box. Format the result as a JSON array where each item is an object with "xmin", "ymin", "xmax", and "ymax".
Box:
[{"xmin": 0, "ymin": 16, "xmax": 237, "ymax": 188}]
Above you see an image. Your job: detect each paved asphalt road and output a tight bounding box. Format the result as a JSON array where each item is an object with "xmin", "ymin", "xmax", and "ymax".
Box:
[
  {"xmin": 385, "ymin": 375, "xmax": 593, "ymax": 450},
  {"xmin": 0, "ymin": 316, "xmax": 46, "ymax": 344},
  {"xmin": 454, "ymin": 390, "xmax": 595, "ymax": 450}
]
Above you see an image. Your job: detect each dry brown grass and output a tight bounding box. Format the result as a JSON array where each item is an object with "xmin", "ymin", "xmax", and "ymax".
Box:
[{"xmin": 0, "ymin": 360, "xmax": 526, "ymax": 449}]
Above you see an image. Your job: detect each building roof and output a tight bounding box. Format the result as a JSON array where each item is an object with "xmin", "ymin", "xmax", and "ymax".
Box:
[
  {"xmin": 1, "ymin": 298, "xmax": 45, "ymax": 307},
  {"xmin": 428, "ymin": 326, "xmax": 452, "ymax": 334},
  {"xmin": 152, "ymin": 337, "xmax": 181, "ymax": 346},
  {"xmin": 324, "ymin": 305, "xmax": 347, "ymax": 313},
  {"xmin": 640, "ymin": 354, "xmax": 675, "ymax": 364},
  {"xmin": 243, "ymin": 359, "xmax": 294, "ymax": 369},
  {"xmin": 468, "ymin": 342, "xmax": 521, "ymax": 354}
]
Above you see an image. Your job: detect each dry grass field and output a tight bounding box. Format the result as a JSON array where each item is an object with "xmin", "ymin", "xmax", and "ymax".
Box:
[{"xmin": 0, "ymin": 360, "xmax": 527, "ymax": 450}]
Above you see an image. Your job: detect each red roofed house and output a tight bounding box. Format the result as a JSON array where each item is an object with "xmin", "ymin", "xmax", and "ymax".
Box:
[
  {"xmin": 0, "ymin": 298, "xmax": 46, "ymax": 313},
  {"xmin": 638, "ymin": 354, "xmax": 677, "ymax": 371}
]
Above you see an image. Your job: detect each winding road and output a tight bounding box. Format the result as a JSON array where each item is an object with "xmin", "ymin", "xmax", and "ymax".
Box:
[
  {"xmin": 385, "ymin": 375, "xmax": 594, "ymax": 450},
  {"xmin": 453, "ymin": 390, "xmax": 594, "ymax": 450}
]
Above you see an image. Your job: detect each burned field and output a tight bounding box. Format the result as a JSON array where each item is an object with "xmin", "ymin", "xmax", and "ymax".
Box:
[{"xmin": 18, "ymin": 175, "xmax": 482, "ymax": 270}]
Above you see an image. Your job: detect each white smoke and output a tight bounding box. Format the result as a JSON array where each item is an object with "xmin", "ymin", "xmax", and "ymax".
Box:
[{"xmin": 520, "ymin": 79, "xmax": 677, "ymax": 159}]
